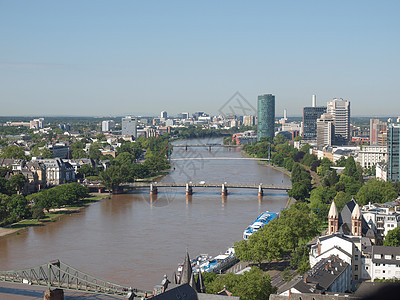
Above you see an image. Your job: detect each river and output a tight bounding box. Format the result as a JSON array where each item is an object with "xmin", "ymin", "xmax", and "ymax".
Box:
[{"xmin": 0, "ymin": 138, "xmax": 291, "ymax": 291}]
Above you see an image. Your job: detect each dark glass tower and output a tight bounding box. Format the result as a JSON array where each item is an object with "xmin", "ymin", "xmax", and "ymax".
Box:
[
  {"xmin": 388, "ymin": 124, "xmax": 400, "ymax": 182},
  {"xmin": 303, "ymin": 106, "xmax": 327, "ymax": 140},
  {"xmin": 257, "ymin": 94, "xmax": 275, "ymax": 141}
]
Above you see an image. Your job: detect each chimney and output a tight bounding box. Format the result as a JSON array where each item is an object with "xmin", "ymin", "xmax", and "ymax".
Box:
[
  {"xmin": 304, "ymin": 275, "xmax": 308, "ymax": 283},
  {"xmin": 312, "ymin": 95, "xmax": 316, "ymax": 107}
]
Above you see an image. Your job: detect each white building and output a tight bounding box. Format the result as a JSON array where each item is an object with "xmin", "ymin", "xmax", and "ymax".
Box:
[
  {"xmin": 317, "ymin": 113, "xmax": 335, "ymax": 147},
  {"xmin": 376, "ymin": 162, "xmax": 388, "ymax": 181},
  {"xmin": 121, "ymin": 116, "xmax": 137, "ymax": 137},
  {"xmin": 101, "ymin": 120, "xmax": 115, "ymax": 132},
  {"xmin": 362, "ymin": 246, "xmax": 400, "ymax": 281},
  {"xmin": 361, "ymin": 203, "xmax": 400, "ymax": 238},
  {"xmin": 327, "ymin": 98, "xmax": 350, "ymax": 143},
  {"xmin": 356, "ymin": 145, "xmax": 387, "ymax": 169}
]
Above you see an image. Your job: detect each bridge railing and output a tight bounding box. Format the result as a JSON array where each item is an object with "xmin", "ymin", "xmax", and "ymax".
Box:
[{"xmin": 0, "ymin": 260, "xmax": 147, "ymax": 298}]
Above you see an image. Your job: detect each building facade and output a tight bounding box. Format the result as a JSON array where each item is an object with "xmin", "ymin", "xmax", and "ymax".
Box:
[
  {"xmin": 303, "ymin": 106, "xmax": 327, "ymax": 140},
  {"xmin": 370, "ymin": 119, "xmax": 387, "ymax": 146},
  {"xmin": 356, "ymin": 145, "xmax": 387, "ymax": 169},
  {"xmin": 257, "ymin": 94, "xmax": 275, "ymax": 141},
  {"xmin": 101, "ymin": 120, "xmax": 115, "ymax": 132},
  {"xmin": 121, "ymin": 116, "xmax": 137, "ymax": 137},
  {"xmin": 388, "ymin": 124, "xmax": 400, "ymax": 182},
  {"xmin": 327, "ymin": 98, "xmax": 350, "ymax": 144},
  {"xmin": 317, "ymin": 114, "xmax": 335, "ymax": 147}
]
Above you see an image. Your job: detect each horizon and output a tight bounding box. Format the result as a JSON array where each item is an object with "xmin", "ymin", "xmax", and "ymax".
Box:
[{"xmin": 1, "ymin": 1, "xmax": 399, "ymax": 116}]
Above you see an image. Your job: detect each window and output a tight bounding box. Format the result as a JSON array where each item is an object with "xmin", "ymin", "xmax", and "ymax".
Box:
[
  {"xmin": 376, "ymin": 263, "xmax": 380, "ymax": 266},
  {"xmin": 355, "ymin": 265, "xmax": 359, "ymax": 271},
  {"xmin": 383, "ymin": 270, "xmax": 386, "ymax": 273},
  {"xmin": 385, "ymin": 255, "xmax": 392, "ymax": 260},
  {"xmin": 355, "ymin": 255, "xmax": 359, "ymax": 261},
  {"xmin": 366, "ymin": 266, "xmax": 369, "ymax": 270},
  {"xmin": 374, "ymin": 254, "xmax": 382, "ymax": 259},
  {"xmin": 355, "ymin": 275, "xmax": 358, "ymax": 280}
]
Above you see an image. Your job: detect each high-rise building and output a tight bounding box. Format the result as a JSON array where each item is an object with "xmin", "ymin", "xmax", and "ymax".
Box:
[
  {"xmin": 370, "ymin": 119, "xmax": 387, "ymax": 146},
  {"xmin": 122, "ymin": 116, "xmax": 137, "ymax": 137},
  {"xmin": 316, "ymin": 113, "xmax": 335, "ymax": 147},
  {"xmin": 388, "ymin": 124, "xmax": 400, "ymax": 182},
  {"xmin": 161, "ymin": 111, "xmax": 167, "ymax": 119},
  {"xmin": 303, "ymin": 95, "xmax": 326, "ymax": 141},
  {"xmin": 327, "ymin": 98, "xmax": 350, "ymax": 144},
  {"xmin": 243, "ymin": 115, "xmax": 256, "ymax": 126},
  {"xmin": 257, "ymin": 94, "xmax": 275, "ymax": 141},
  {"xmin": 102, "ymin": 120, "xmax": 115, "ymax": 132}
]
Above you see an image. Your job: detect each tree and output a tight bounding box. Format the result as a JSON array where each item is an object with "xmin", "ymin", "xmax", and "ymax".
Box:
[
  {"xmin": 205, "ymin": 267, "xmax": 277, "ymax": 300},
  {"xmin": 77, "ymin": 164, "xmax": 96, "ymax": 178},
  {"xmin": 290, "ymin": 244, "xmax": 311, "ymax": 274},
  {"xmin": 8, "ymin": 174, "xmax": 28, "ymax": 194},
  {"xmin": 384, "ymin": 227, "xmax": 400, "ymax": 247},
  {"xmin": 0, "ymin": 193, "xmax": 11, "ymax": 225},
  {"xmin": 100, "ymin": 165, "xmax": 129, "ymax": 193},
  {"xmin": 356, "ymin": 179, "xmax": 397, "ymax": 206},
  {"xmin": 288, "ymin": 182, "xmax": 309, "ymax": 201},
  {"xmin": 89, "ymin": 142, "xmax": 102, "ymax": 161},
  {"xmin": 7, "ymin": 194, "xmax": 31, "ymax": 221},
  {"xmin": 0, "ymin": 145, "xmax": 27, "ymax": 159}
]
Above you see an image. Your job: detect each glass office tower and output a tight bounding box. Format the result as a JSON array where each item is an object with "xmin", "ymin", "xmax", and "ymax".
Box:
[
  {"xmin": 257, "ymin": 94, "xmax": 275, "ymax": 141},
  {"xmin": 388, "ymin": 124, "xmax": 400, "ymax": 182}
]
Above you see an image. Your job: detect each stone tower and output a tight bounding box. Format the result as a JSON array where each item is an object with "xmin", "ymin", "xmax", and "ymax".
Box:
[{"xmin": 328, "ymin": 200, "xmax": 339, "ymax": 234}]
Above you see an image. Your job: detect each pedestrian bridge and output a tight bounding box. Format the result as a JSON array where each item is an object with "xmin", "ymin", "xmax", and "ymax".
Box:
[{"xmin": 0, "ymin": 260, "xmax": 148, "ymax": 299}]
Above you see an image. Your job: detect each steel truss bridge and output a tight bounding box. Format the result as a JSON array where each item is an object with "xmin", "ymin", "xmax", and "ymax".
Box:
[{"xmin": 0, "ymin": 260, "xmax": 147, "ymax": 298}]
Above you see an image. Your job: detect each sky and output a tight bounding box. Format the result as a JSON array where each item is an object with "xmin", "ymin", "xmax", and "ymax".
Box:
[{"xmin": 1, "ymin": 0, "xmax": 399, "ymax": 117}]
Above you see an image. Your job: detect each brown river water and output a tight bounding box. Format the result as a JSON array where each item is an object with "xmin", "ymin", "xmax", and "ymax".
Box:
[{"xmin": 0, "ymin": 138, "xmax": 291, "ymax": 291}]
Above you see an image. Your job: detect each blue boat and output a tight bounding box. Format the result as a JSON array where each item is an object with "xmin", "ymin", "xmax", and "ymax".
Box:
[{"xmin": 242, "ymin": 211, "xmax": 279, "ymax": 240}]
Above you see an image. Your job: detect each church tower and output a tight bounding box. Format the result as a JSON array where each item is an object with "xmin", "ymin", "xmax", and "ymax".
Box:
[
  {"xmin": 328, "ymin": 200, "xmax": 339, "ymax": 234},
  {"xmin": 351, "ymin": 203, "xmax": 362, "ymax": 236}
]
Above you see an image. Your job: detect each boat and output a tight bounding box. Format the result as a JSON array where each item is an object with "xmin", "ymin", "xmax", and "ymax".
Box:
[{"xmin": 242, "ymin": 211, "xmax": 279, "ymax": 240}]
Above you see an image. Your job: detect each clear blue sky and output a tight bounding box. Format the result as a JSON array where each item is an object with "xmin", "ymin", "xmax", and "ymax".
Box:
[{"xmin": 1, "ymin": 0, "xmax": 399, "ymax": 117}]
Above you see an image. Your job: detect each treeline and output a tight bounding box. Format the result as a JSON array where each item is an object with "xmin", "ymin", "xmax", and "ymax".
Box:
[
  {"xmin": 199, "ymin": 267, "xmax": 277, "ymax": 300},
  {"xmin": 0, "ymin": 182, "xmax": 89, "ymax": 226},
  {"xmin": 243, "ymin": 135, "xmax": 400, "ymax": 225},
  {"xmin": 99, "ymin": 135, "xmax": 170, "ymax": 192},
  {"xmin": 234, "ymin": 203, "xmax": 319, "ymax": 275},
  {"xmin": 171, "ymin": 126, "xmax": 240, "ymax": 139}
]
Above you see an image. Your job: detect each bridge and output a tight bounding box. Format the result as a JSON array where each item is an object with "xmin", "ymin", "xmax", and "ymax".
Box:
[
  {"xmin": 122, "ymin": 182, "xmax": 291, "ymax": 197},
  {"xmin": 0, "ymin": 260, "xmax": 148, "ymax": 299},
  {"xmin": 172, "ymin": 144, "xmax": 241, "ymax": 151},
  {"xmin": 170, "ymin": 157, "xmax": 269, "ymax": 161}
]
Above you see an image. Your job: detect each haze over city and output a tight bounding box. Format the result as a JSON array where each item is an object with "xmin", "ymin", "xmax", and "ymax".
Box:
[{"xmin": 1, "ymin": 1, "xmax": 399, "ymax": 117}]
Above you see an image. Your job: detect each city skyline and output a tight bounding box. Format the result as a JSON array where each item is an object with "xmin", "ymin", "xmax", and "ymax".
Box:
[{"xmin": 1, "ymin": 1, "xmax": 399, "ymax": 116}]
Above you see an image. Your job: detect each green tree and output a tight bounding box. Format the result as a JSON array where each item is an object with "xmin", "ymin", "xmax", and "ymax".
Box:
[
  {"xmin": 334, "ymin": 191, "xmax": 352, "ymax": 213},
  {"xmin": 288, "ymin": 182, "xmax": 309, "ymax": 201},
  {"xmin": 290, "ymin": 244, "xmax": 311, "ymax": 274},
  {"xmin": 100, "ymin": 165, "xmax": 129, "ymax": 193},
  {"xmin": 89, "ymin": 142, "xmax": 102, "ymax": 161},
  {"xmin": 384, "ymin": 227, "xmax": 400, "ymax": 246},
  {"xmin": 356, "ymin": 179, "xmax": 397, "ymax": 206},
  {"xmin": 205, "ymin": 267, "xmax": 276, "ymax": 300},
  {"xmin": 8, "ymin": 174, "xmax": 28, "ymax": 194},
  {"xmin": 0, "ymin": 194, "xmax": 11, "ymax": 225},
  {"xmin": 0, "ymin": 145, "xmax": 27, "ymax": 159},
  {"xmin": 77, "ymin": 164, "xmax": 96, "ymax": 178},
  {"xmin": 7, "ymin": 194, "xmax": 31, "ymax": 221}
]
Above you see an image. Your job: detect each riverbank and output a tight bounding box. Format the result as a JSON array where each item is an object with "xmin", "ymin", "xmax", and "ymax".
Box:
[{"xmin": 0, "ymin": 194, "xmax": 108, "ymax": 239}]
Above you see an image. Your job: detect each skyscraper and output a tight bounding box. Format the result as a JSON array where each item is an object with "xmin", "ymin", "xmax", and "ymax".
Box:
[
  {"xmin": 257, "ymin": 94, "xmax": 275, "ymax": 141},
  {"xmin": 316, "ymin": 113, "xmax": 335, "ymax": 147},
  {"xmin": 122, "ymin": 116, "xmax": 137, "ymax": 137},
  {"xmin": 388, "ymin": 124, "xmax": 400, "ymax": 182},
  {"xmin": 302, "ymin": 95, "xmax": 326, "ymax": 140},
  {"xmin": 161, "ymin": 111, "xmax": 167, "ymax": 119},
  {"xmin": 327, "ymin": 98, "xmax": 350, "ymax": 144},
  {"xmin": 370, "ymin": 119, "xmax": 387, "ymax": 146}
]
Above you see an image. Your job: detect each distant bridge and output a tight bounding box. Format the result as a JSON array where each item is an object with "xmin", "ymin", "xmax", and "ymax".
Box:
[
  {"xmin": 171, "ymin": 157, "xmax": 269, "ymax": 161},
  {"xmin": 0, "ymin": 260, "xmax": 148, "ymax": 299},
  {"xmin": 172, "ymin": 144, "xmax": 241, "ymax": 151}
]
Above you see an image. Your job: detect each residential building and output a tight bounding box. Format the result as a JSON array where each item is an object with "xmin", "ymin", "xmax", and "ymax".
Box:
[
  {"xmin": 362, "ymin": 246, "xmax": 400, "ymax": 281},
  {"xmin": 303, "ymin": 95, "xmax": 327, "ymax": 141},
  {"xmin": 370, "ymin": 119, "xmax": 387, "ymax": 146},
  {"xmin": 388, "ymin": 124, "xmax": 400, "ymax": 182},
  {"xmin": 327, "ymin": 98, "xmax": 350, "ymax": 144},
  {"xmin": 361, "ymin": 203, "xmax": 400, "ymax": 238},
  {"xmin": 317, "ymin": 114, "xmax": 335, "ymax": 147},
  {"xmin": 232, "ymin": 130, "xmax": 257, "ymax": 145},
  {"xmin": 48, "ymin": 143, "xmax": 71, "ymax": 159},
  {"xmin": 257, "ymin": 94, "xmax": 275, "ymax": 141},
  {"xmin": 101, "ymin": 120, "xmax": 115, "ymax": 132},
  {"xmin": 356, "ymin": 145, "xmax": 387, "ymax": 169},
  {"xmin": 33, "ymin": 158, "xmax": 75, "ymax": 186},
  {"xmin": 30, "ymin": 118, "xmax": 44, "ymax": 129},
  {"xmin": 121, "ymin": 116, "xmax": 137, "ymax": 137},
  {"xmin": 279, "ymin": 255, "xmax": 352, "ymax": 296}
]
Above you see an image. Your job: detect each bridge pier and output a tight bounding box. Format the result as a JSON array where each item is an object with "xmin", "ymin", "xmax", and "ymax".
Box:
[
  {"xmin": 150, "ymin": 183, "xmax": 158, "ymax": 195},
  {"xmin": 208, "ymin": 145, "xmax": 211, "ymax": 152},
  {"xmin": 221, "ymin": 183, "xmax": 228, "ymax": 196},
  {"xmin": 44, "ymin": 289, "xmax": 64, "ymax": 300},
  {"xmin": 258, "ymin": 184, "xmax": 263, "ymax": 197},
  {"xmin": 185, "ymin": 183, "xmax": 193, "ymax": 195},
  {"xmin": 185, "ymin": 145, "xmax": 188, "ymax": 151}
]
